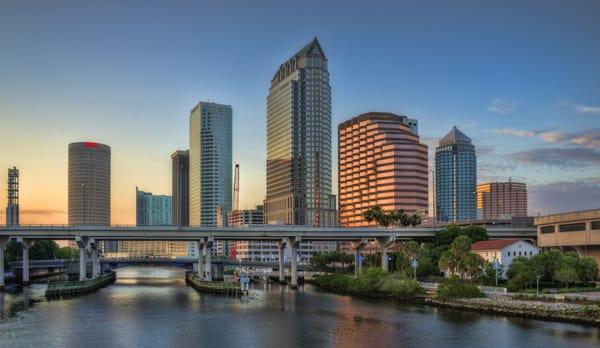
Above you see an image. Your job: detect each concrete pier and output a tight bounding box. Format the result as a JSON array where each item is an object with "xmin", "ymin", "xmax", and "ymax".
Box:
[
  {"xmin": 278, "ymin": 238, "xmax": 287, "ymax": 283},
  {"xmin": 76, "ymin": 236, "xmax": 89, "ymax": 281},
  {"xmin": 205, "ymin": 237, "xmax": 213, "ymax": 281},
  {"xmin": 377, "ymin": 236, "xmax": 396, "ymax": 272},
  {"xmin": 197, "ymin": 239, "xmax": 205, "ymax": 279},
  {"xmin": 290, "ymin": 237, "xmax": 299, "ymax": 289},
  {"xmin": 17, "ymin": 237, "xmax": 34, "ymax": 285},
  {"xmin": 353, "ymin": 239, "xmax": 367, "ymax": 276},
  {"xmin": 0, "ymin": 237, "xmax": 9, "ymax": 289}
]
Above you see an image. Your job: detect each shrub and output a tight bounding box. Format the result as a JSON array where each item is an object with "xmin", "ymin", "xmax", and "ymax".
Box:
[
  {"xmin": 314, "ymin": 274, "xmax": 353, "ymax": 293},
  {"xmin": 350, "ymin": 268, "xmax": 389, "ymax": 293},
  {"xmin": 436, "ymin": 277, "xmax": 485, "ymax": 300},
  {"xmin": 378, "ymin": 278, "xmax": 425, "ymax": 298}
]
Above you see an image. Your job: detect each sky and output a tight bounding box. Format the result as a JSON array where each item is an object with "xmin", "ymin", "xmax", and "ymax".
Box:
[{"xmin": 0, "ymin": 0, "xmax": 598, "ymax": 224}]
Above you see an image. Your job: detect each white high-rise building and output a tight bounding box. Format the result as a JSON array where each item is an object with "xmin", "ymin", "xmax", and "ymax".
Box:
[
  {"xmin": 189, "ymin": 102, "xmax": 233, "ymax": 227},
  {"xmin": 189, "ymin": 102, "xmax": 232, "ymax": 257}
]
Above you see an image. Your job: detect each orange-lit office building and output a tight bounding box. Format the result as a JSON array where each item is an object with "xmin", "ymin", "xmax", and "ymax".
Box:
[
  {"xmin": 476, "ymin": 181, "xmax": 527, "ymax": 219},
  {"xmin": 338, "ymin": 112, "xmax": 428, "ymax": 227}
]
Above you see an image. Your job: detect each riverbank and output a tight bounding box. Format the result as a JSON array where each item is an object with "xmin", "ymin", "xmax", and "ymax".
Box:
[
  {"xmin": 425, "ymin": 297, "xmax": 600, "ymax": 326},
  {"xmin": 310, "ymin": 272, "xmax": 600, "ymax": 326}
]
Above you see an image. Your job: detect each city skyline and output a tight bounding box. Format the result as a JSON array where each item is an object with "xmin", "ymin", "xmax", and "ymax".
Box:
[{"xmin": 1, "ymin": 1, "xmax": 599, "ymax": 224}]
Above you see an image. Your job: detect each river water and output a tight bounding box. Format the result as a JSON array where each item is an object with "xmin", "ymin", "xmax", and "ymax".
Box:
[{"xmin": 0, "ymin": 266, "xmax": 598, "ymax": 348}]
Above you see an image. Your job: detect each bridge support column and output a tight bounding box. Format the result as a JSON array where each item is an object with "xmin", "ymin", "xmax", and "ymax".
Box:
[
  {"xmin": 76, "ymin": 236, "xmax": 90, "ymax": 281},
  {"xmin": 290, "ymin": 237, "xmax": 300, "ymax": 289},
  {"xmin": 17, "ymin": 237, "xmax": 34, "ymax": 285},
  {"xmin": 90, "ymin": 238, "xmax": 100, "ymax": 278},
  {"xmin": 196, "ymin": 239, "xmax": 205, "ymax": 279},
  {"xmin": 377, "ymin": 236, "xmax": 396, "ymax": 272},
  {"xmin": 352, "ymin": 239, "xmax": 368, "ymax": 276},
  {"xmin": 278, "ymin": 239, "xmax": 287, "ymax": 283},
  {"xmin": 205, "ymin": 236, "xmax": 214, "ymax": 282},
  {"xmin": 0, "ymin": 237, "xmax": 9, "ymax": 290}
]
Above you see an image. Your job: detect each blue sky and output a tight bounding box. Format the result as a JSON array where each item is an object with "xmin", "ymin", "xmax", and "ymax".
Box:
[{"xmin": 0, "ymin": 0, "xmax": 598, "ymax": 223}]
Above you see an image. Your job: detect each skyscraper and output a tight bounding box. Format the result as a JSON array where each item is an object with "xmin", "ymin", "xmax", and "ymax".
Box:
[
  {"xmin": 68, "ymin": 142, "xmax": 113, "ymax": 251},
  {"xmin": 476, "ymin": 181, "xmax": 528, "ymax": 219},
  {"xmin": 6, "ymin": 167, "xmax": 19, "ymax": 226},
  {"xmin": 171, "ymin": 150, "xmax": 189, "ymax": 227},
  {"xmin": 338, "ymin": 112, "xmax": 428, "ymax": 227},
  {"xmin": 135, "ymin": 187, "xmax": 172, "ymax": 226},
  {"xmin": 435, "ymin": 127, "xmax": 477, "ymax": 222},
  {"xmin": 68, "ymin": 142, "xmax": 111, "ymax": 226},
  {"xmin": 264, "ymin": 37, "xmax": 337, "ymax": 226},
  {"xmin": 120, "ymin": 188, "xmax": 186, "ymax": 257},
  {"xmin": 189, "ymin": 102, "xmax": 232, "ymax": 227}
]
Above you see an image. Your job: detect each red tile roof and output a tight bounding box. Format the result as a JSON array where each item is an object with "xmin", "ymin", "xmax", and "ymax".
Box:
[{"xmin": 471, "ymin": 239, "xmax": 520, "ymax": 251}]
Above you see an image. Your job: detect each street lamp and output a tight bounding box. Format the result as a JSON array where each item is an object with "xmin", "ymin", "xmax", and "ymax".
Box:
[
  {"xmin": 411, "ymin": 255, "xmax": 419, "ymax": 279},
  {"xmin": 492, "ymin": 258, "xmax": 500, "ymax": 286}
]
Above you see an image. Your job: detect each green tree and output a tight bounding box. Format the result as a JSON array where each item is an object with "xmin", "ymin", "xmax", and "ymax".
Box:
[
  {"xmin": 363, "ymin": 253, "xmax": 380, "ymax": 268},
  {"xmin": 553, "ymin": 253, "xmax": 580, "ymax": 288},
  {"xmin": 531, "ymin": 249, "xmax": 562, "ymax": 281},
  {"xmin": 309, "ymin": 251, "xmax": 354, "ymax": 273},
  {"xmin": 439, "ymin": 235, "xmax": 472, "ymax": 279},
  {"xmin": 462, "ymin": 225, "xmax": 489, "ymax": 243},
  {"xmin": 464, "ymin": 253, "xmax": 485, "ymax": 280},
  {"xmin": 434, "ymin": 225, "xmax": 464, "ymax": 249},
  {"xmin": 363, "ymin": 206, "xmax": 423, "ymax": 228},
  {"xmin": 577, "ymin": 256, "xmax": 599, "ymax": 283},
  {"xmin": 480, "ymin": 261, "xmax": 505, "ymax": 286},
  {"xmin": 506, "ymin": 257, "xmax": 536, "ymax": 291},
  {"xmin": 435, "ymin": 225, "xmax": 489, "ymax": 250},
  {"xmin": 57, "ymin": 247, "xmax": 79, "ymax": 260},
  {"xmin": 29, "ymin": 240, "xmax": 60, "ymax": 260}
]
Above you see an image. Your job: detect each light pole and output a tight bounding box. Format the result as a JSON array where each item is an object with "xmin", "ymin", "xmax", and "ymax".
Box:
[
  {"xmin": 411, "ymin": 255, "xmax": 419, "ymax": 279},
  {"xmin": 492, "ymin": 258, "xmax": 500, "ymax": 286}
]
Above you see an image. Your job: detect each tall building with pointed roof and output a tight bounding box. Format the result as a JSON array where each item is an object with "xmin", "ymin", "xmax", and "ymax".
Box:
[
  {"xmin": 435, "ymin": 126, "xmax": 477, "ymax": 222},
  {"xmin": 264, "ymin": 38, "xmax": 337, "ymax": 226}
]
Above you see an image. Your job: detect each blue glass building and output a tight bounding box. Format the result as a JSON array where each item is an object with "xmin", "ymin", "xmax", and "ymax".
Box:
[{"xmin": 435, "ymin": 127, "xmax": 477, "ymax": 222}]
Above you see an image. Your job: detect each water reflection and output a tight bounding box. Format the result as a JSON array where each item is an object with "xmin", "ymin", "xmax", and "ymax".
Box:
[{"xmin": 0, "ymin": 266, "xmax": 598, "ymax": 348}]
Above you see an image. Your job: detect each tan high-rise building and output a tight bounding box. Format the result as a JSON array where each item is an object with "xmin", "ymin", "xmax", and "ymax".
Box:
[
  {"xmin": 338, "ymin": 112, "xmax": 428, "ymax": 227},
  {"xmin": 476, "ymin": 181, "xmax": 527, "ymax": 219},
  {"xmin": 68, "ymin": 142, "xmax": 113, "ymax": 251},
  {"xmin": 68, "ymin": 142, "xmax": 111, "ymax": 226}
]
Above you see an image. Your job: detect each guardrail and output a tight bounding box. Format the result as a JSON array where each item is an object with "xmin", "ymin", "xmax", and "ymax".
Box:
[
  {"xmin": 185, "ymin": 272, "xmax": 246, "ymax": 296},
  {"xmin": 419, "ymin": 281, "xmax": 508, "ymax": 295},
  {"xmin": 45, "ymin": 271, "xmax": 116, "ymax": 298}
]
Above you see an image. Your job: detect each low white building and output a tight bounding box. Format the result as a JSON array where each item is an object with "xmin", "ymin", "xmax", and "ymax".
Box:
[{"xmin": 471, "ymin": 239, "xmax": 539, "ymax": 278}]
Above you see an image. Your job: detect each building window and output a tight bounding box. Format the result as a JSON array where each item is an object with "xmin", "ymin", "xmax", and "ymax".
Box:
[
  {"xmin": 591, "ymin": 221, "xmax": 600, "ymax": 230},
  {"xmin": 540, "ymin": 226, "xmax": 555, "ymax": 234},
  {"xmin": 559, "ymin": 223, "xmax": 586, "ymax": 233}
]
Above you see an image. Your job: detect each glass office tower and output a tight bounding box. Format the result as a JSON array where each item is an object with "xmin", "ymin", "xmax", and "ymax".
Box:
[
  {"xmin": 189, "ymin": 102, "xmax": 232, "ymax": 227},
  {"xmin": 435, "ymin": 127, "xmax": 477, "ymax": 222},
  {"xmin": 264, "ymin": 37, "xmax": 337, "ymax": 226}
]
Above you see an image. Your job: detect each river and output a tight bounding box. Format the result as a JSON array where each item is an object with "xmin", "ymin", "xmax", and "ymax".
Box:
[{"xmin": 0, "ymin": 266, "xmax": 598, "ymax": 347}]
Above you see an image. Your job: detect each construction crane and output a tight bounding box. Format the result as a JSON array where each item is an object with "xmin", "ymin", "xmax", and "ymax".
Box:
[{"xmin": 233, "ymin": 163, "xmax": 240, "ymax": 212}]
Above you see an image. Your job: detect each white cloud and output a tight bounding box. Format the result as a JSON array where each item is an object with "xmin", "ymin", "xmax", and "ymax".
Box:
[
  {"xmin": 575, "ymin": 105, "xmax": 600, "ymax": 114},
  {"xmin": 488, "ymin": 98, "xmax": 518, "ymax": 114},
  {"xmin": 492, "ymin": 128, "xmax": 536, "ymax": 137},
  {"xmin": 539, "ymin": 131, "xmax": 567, "ymax": 143}
]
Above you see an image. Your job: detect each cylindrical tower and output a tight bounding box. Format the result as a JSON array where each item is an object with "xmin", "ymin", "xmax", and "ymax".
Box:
[{"xmin": 68, "ymin": 142, "xmax": 111, "ymax": 226}]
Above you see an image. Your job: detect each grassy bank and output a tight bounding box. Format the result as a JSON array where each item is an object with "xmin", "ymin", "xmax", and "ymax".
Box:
[
  {"xmin": 311, "ymin": 269, "xmax": 600, "ymax": 326},
  {"xmin": 311, "ymin": 269, "xmax": 426, "ymax": 299}
]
